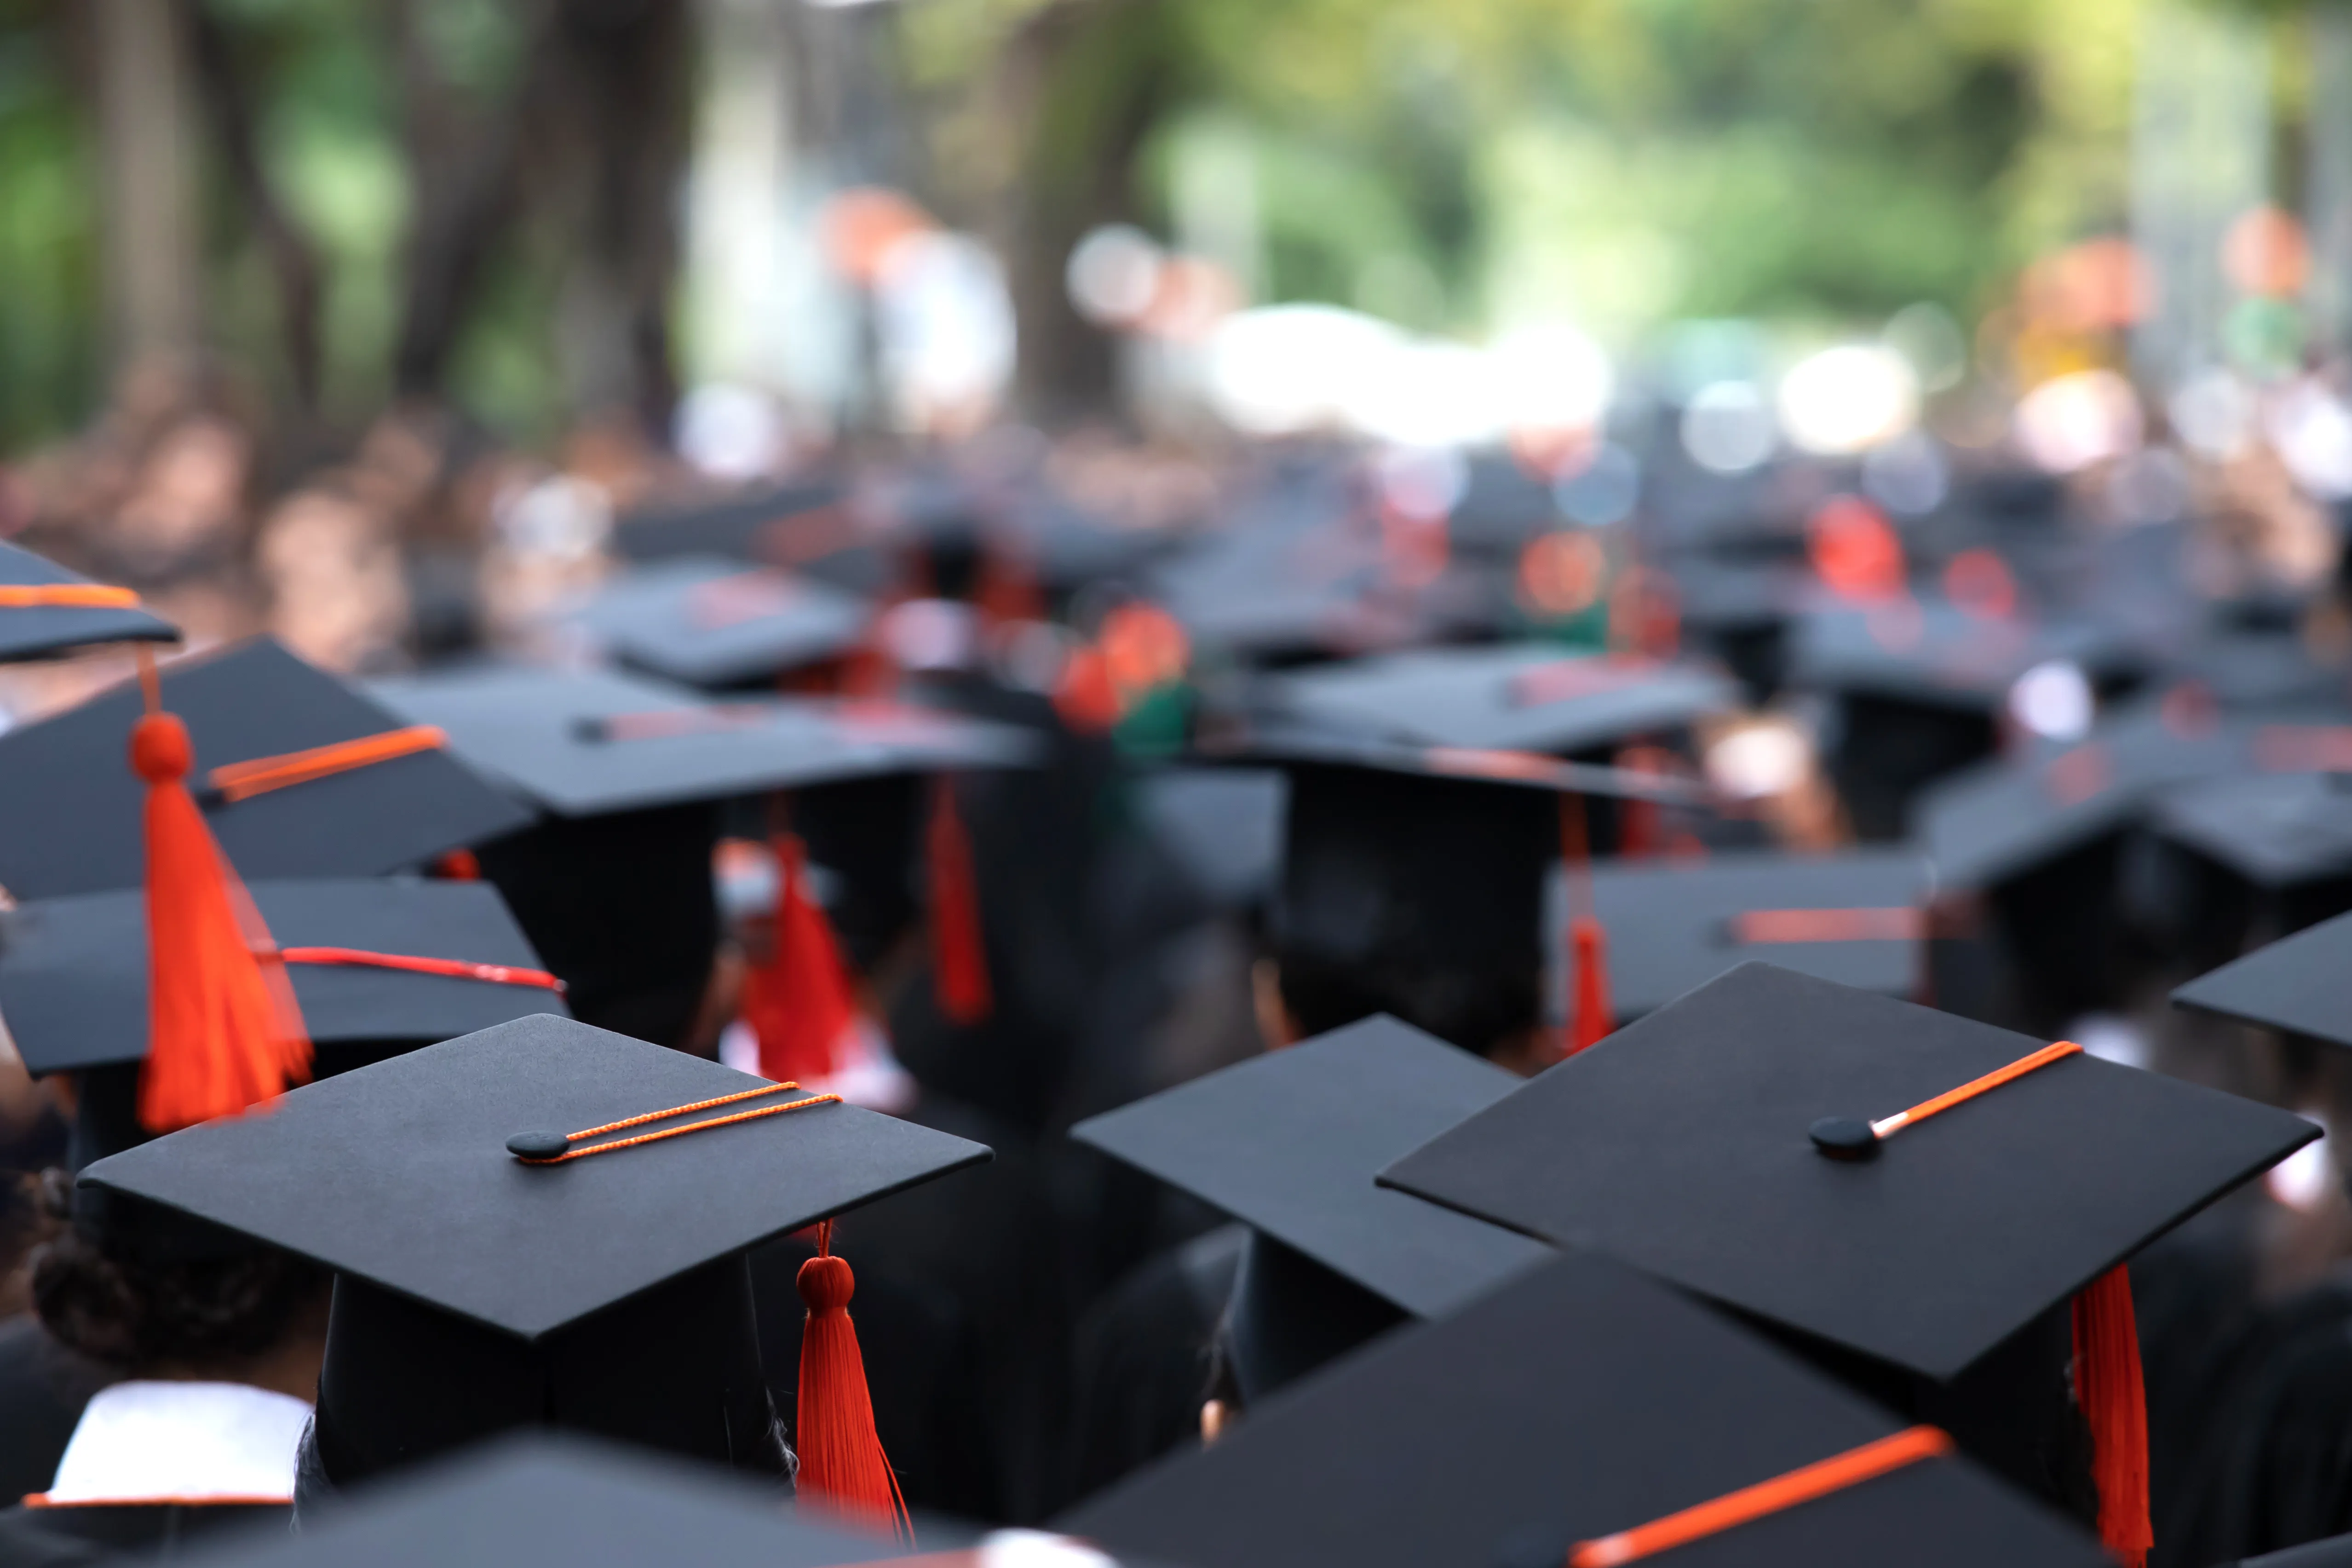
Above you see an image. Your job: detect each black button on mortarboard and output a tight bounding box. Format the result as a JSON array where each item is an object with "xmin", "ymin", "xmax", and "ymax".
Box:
[
  {"xmin": 1809, "ymin": 1116, "xmax": 1880, "ymax": 1160},
  {"xmin": 507, "ymin": 1131, "xmax": 572, "ymax": 1162}
]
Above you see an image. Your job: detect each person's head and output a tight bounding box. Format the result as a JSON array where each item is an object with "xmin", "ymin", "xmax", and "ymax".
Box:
[{"xmin": 30, "ymin": 1171, "xmax": 331, "ymax": 1395}]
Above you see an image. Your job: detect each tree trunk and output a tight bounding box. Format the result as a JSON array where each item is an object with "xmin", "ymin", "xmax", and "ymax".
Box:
[{"xmin": 93, "ymin": 0, "xmax": 202, "ymax": 378}]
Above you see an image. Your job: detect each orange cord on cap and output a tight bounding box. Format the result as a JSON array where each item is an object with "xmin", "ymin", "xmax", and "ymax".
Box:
[
  {"xmin": 275, "ymin": 947, "xmax": 566, "ymax": 994},
  {"xmin": 207, "ymin": 726, "xmax": 446, "ymax": 804},
  {"xmin": 796, "ymin": 1218, "xmax": 911, "ymax": 1540},
  {"xmin": 2074, "ymin": 1264, "xmax": 2153, "ymax": 1568},
  {"xmin": 1730, "ymin": 907, "xmax": 1924, "ymax": 945},
  {"xmin": 0, "ymin": 584, "xmax": 140, "ymax": 609},
  {"xmin": 1567, "ymin": 1425, "xmax": 1952, "ymax": 1567},
  {"xmin": 512, "ymin": 1080, "xmax": 841, "ymax": 1163},
  {"xmin": 128, "ymin": 648, "xmax": 313, "ymax": 1134},
  {"xmin": 1868, "ymin": 1040, "xmax": 2081, "ymax": 1141}
]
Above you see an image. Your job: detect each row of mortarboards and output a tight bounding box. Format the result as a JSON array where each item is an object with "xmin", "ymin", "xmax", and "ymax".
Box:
[{"xmin": 2, "ymin": 439, "xmax": 2352, "ymax": 1568}]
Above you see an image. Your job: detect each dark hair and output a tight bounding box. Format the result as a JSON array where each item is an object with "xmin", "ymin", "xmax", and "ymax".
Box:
[
  {"xmin": 1275, "ymin": 947, "xmax": 1540, "ymax": 1062},
  {"xmin": 29, "ymin": 1171, "xmax": 328, "ymax": 1373}
]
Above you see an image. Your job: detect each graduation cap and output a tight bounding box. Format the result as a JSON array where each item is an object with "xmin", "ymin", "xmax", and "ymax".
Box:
[
  {"xmin": 2141, "ymin": 770, "xmax": 2352, "ymax": 959},
  {"xmin": 610, "ymin": 481, "xmax": 889, "ymax": 597},
  {"xmin": 1380, "ymin": 962, "xmax": 2317, "ymax": 1564},
  {"xmin": 0, "ymin": 638, "xmax": 531, "ymax": 902},
  {"xmin": 0, "ymin": 540, "xmax": 177, "ymax": 664},
  {"xmin": 1131, "ymin": 765, "xmax": 1287, "ymax": 912},
  {"xmin": 2171, "ymin": 907, "xmax": 2352, "ymax": 1051},
  {"xmin": 1053, "ymin": 1247, "xmax": 2108, "ymax": 1568},
  {"xmin": 367, "ymin": 665, "xmax": 1032, "ymax": 1046},
  {"xmin": 1197, "ymin": 723, "xmax": 1705, "ymax": 1058},
  {"xmin": 0, "ymin": 877, "xmax": 566, "ymax": 1166},
  {"xmin": 1261, "ymin": 643, "xmax": 1737, "ymax": 759},
  {"xmin": 1548, "ymin": 847, "xmax": 1929, "ymax": 1022},
  {"xmin": 2237, "ymin": 1534, "xmax": 2352, "ymax": 1568},
  {"xmin": 559, "ymin": 557, "xmax": 873, "ymax": 691},
  {"xmin": 1791, "ymin": 594, "xmax": 2145, "ymax": 839},
  {"xmin": 180, "ymin": 1434, "xmax": 926, "ymax": 1568},
  {"xmin": 77, "ymin": 1012, "xmax": 992, "ymax": 1527},
  {"xmin": 1071, "ymin": 1015, "xmax": 1552, "ymax": 1402}
]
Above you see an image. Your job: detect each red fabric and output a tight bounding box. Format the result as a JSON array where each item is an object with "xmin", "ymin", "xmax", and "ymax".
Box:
[
  {"xmin": 2073, "ymin": 1264, "xmax": 2153, "ymax": 1568},
  {"xmin": 129, "ymin": 711, "xmax": 312, "ymax": 1134},
  {"xmin": 742, "ymin": 834, "xmax": 859, "ymax": 1083},
  {"xmin": 927, "ymin": 778, "xmax": 992, "ymax": 1025}
]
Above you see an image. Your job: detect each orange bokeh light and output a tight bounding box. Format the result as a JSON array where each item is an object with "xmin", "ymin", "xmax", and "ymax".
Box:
[
  {"xmin": 2224, "ymin": 207, "xmax": 2311, "ymax": 299},
  {"xmin": 819, "ymin": 188, "xmax": 934, "ymax": 288},
  {"xmin": 1518, "ymin": 531, "xmax": 1608, "ymax": 618}
]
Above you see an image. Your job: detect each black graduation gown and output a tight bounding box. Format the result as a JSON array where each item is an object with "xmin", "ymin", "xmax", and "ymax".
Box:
[
  {"xmin": 0, "ymin": 1320, "xmax": 115, "ymax": 1511},
  {"xmin": 0, "ymin": 1502, "xmax": 286, "ymax": 1565},
  {"xmin": 1061, "ymin": 1224, "xmax": 1245, "ymax": 1506}
]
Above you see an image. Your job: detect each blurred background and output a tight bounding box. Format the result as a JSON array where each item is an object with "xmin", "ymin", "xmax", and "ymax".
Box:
[{"xmin": 0, "ymin": 0, "xmax": 2347, "ymax": 685}]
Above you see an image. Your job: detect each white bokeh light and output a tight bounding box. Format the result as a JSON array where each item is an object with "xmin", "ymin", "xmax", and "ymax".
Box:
[
  {"xmin": 1681, "ymin": 380, "xmax": 1776, "ymax": 474},
  {"xmin": 1777, "ymin": 345, "xmax": 1920, "ymax": 456},
  {"xmin": 2007, "ymin": 659, "xmax": 2094, "ymax": 741},
  {"xmin": 2014, "ymin": 370, "xmax": 2142, "ymax": 473}
]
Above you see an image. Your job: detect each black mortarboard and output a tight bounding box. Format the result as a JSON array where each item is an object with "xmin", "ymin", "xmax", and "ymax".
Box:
[
  {"xmin": 77, "ymin": 1013, "xmax": 991, "ymax": 1484},
  {"xmin": 609, "ymin": 481, "xmax": 875, "ymax": 592},
  {"xmin": 368, "ymin": 665, "xmax": 1031, "ymax": 820},
  {"xmin": 1071, "ymin": 1016, "xmax": 1552, "ymax": 1401},
  {"xmin": 1261, "ymin": 643, "xmax": 1737, "ymax": 758},
  {"xmin": 1204, "ymin": 726, "xmax": 1702, "ymax": 1055},
  {"xmin": 1054, "ymin": 1248, "xmax": 2107, "ymax": 1568},
  {"xmin": 1131, "ymin": 765, "xmax": 1287, "ymax": 912},
  {"xmin": 2141, "ymin": 771, "xmax": 2352, "ymax": 963},
  {"xmin": 367, "ymin": 666, "xmax": 1030, "ymax": 1043},
  {"xmin": 1552, "ymin": 847, "xmax": 1928, "ymax": 1020},
  {"xmin": 1382, "ymin": 963, "xmax": 2316, "ymax": 1383},
  {"xmin": 561, "ymin": 557, "xmax": 873, "ymax": 691},
  {"xmin": 0, "ymin": 540, "xmax": 177, "ymax": 663},
  {"xmin": 0, "ymin": 877, "xmax": 567, "ymax": 1166},
  {"xmin": 2171, "ymin": 908, "xmax": 2352, "ymax": 1051},
  {"xmin": 1920, "ymin": 703, "xmax": 2250, "ymax": 893},
  {"xmin": 182, "ymin": 1434, "xmax": 916, "ymax": 1568},
  {"xmin": 0, "ymin": 638, "xmax": 531, "ymax": 901},
  {"xmin": 1792, "ymin": 595, "xmax": 2145, "ymax": 840},
  {"xmin": 2240, "ymin": 1534, "xmax": 2352, "ymax": 1568}
]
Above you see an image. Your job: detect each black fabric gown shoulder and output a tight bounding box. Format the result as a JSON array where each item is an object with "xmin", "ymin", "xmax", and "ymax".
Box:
[
  {"xmin": 0, "ymin": 1319, "xmax": 116, "ymax": 1509},
  {"xmin": 1062, "ymin": 1223, "xmax": 1246, "ymax": 1506},
  {"xmin": 0, "ymin": 1502, "xmax": 287, "ymax": 1566}
]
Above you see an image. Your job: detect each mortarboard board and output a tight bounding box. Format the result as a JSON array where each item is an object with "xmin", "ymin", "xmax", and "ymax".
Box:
[
  {"xmin": 1054, "ymin": 1247, "xmax": 2108, "ymax": 1568},
  {"xmin": 1380, "ymin": 962, "xmax": 2314, "ymax": 1547},
  {"xmin": 77, "ymin": 1013, "xmax": 991, "ymax": 1490},
  {"xmin": 1259, "ymin": 643, "xmax": 1737, "ymax": 759},
  {"xmin": 0, "ymin": 877, "xmax": 568, "ymax": 1165},
  {"xmin": 367, "ymin": 665, "xmax": 1032, "ymax": 1043},
  {"xmin": 1197, "ymin": 724, "xmax": 1706, "ymax": 1057},
  {"xmin": 1919, "ymin": 701, "xmax": 2252, "ymax": 894},
  {"xmin": 609, "ymin": 480, "xmax": 881, "ymax": 592},
  {"xmin": 368, "ymin": 665, "xmax": 1032, "ymax": 821},
  {"xmin": 2237, "ymin": 1535, "xmax": 2352, "ymax": 1568},
  {"xmin": 558, "ymin": 557, "xmax": 873, "ymax": 691},
  {"xmin": 2139, "ymin": 770, "xmax": 2352, "ymax": 963},
  {"xmin": 1071, "ymin": 1016, "xmax": 1552, "ymax": 1401},
  {"xmin": 2171, "ymin": 908, "xmax": 2352, "ymax": 1051},
  {"xmin": 1382, "ymin": 962, "xmax": 2314, "ymax": 1383},
  {"xmin": 0, "ymin": 638, "xmax": 531, "ymax": 902},
  {"xmin": 1548, "ymin": 847, "xmax": 1929, "ymax": 1022},
  {"xmin": 170, "ymin": 1434, "xmax": 923, "ymax": 1568},
  {"xmin": 0, "ymin": 540, "xmax": 178, "ymax": 664}
]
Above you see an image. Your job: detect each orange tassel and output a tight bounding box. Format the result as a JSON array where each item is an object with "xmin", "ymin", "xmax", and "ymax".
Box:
[
  {"xmin": 743, "ymin": 834, "xmax": 860, "ymax": 1082},
  {"xmin": 1567, "ymin": 915, "xmax": 1614, "ymax": 1055},
  {"xmin": 128, "ymin": 670, "xmax": 311, "ymax": 1134},
  {"xmin": 794, "ymin": 1221, "xmax": 909, "ymax": 1539},
  {"xmin": 1052, "ymin": 644, "xmax": 1121, "ymax": 734},
  {"xmin": 927, "ymin": 776, "xmax": 992, "ymax": 1025},
  {"xmin": 2072, "ymin": 1264, "xmax": 2152, "ymax": 1568}
]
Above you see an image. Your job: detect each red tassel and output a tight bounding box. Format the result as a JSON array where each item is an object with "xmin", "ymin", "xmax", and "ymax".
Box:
[
  {"xmin": 743, "ymin": 834, "xmax": 860, "ymax": 1082},
  {"xmin": 129, "ymin": 701, "xmax": 311, "ymax": 1134},
  {"xmin": 794, "ymin": 1222, "xmax": 909, "ymax": 1539},
  {"xmin": 926, "ymin": 776, "xmax": 992, "ymax": 1025},
  {"xmin": 431, "ymin": 848, "xmax": 481, "ymax": 881},
  {"xmin": 976, "ymin": 542, "xmax": 1045, "ymax": 629},
  {"xmin": 2072, "ymin": 1264, "xmax": 2152, "ymax": 1568},
  {"xmin": 1566, "ymin": 914, "xmax": 1614, "ymax": 1055}
]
